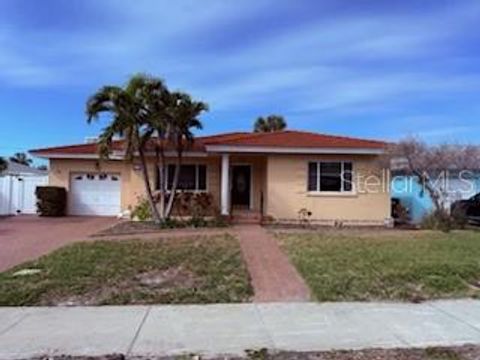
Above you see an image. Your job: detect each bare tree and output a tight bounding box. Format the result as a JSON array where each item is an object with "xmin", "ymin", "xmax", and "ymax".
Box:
[{"xmin": 384, "ymin": 137, "xmax": 480, "ymax": 212}]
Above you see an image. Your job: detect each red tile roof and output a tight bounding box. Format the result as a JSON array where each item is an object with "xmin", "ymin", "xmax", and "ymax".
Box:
[
  {"xmin": 205, "ymin": 130, "xmax": 387, "ymax": 149},
  {"xmin": 30, "ymin": 130, "xmax": 387, "ymax": 157}
]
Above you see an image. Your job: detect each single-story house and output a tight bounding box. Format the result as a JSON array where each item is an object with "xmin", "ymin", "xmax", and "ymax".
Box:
[
  {"xmin": 0, "ymin": 161, "xmax": 48, "ymax": 215},
  {"xmin": 30, "ymin": 130, "xmax": 391, "ymax": 225}
]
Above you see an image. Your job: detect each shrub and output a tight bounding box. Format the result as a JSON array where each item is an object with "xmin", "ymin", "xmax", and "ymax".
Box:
[
  {"xmin": 131, "ymin": 193, "xmax": 225, "ymax": 227},
  {"xmin": 420, "ymin": 208, "xmax": 467, "ymax": 232},
  {"xmin": 450, "ymin": 206, "xmax": 468, "ymax": 229},
  {"xmin": 36, "ymin": 186, "xmax": 66, "ymax": 217},
  {"xmin": 173, "ymin": 192, "xmax": 217, "ymax": 218},
  {"xmin": 131, "ymin": 197, "xmax": 152, "ymax": 221},
  {"xmin": 391, "ymin": 198, "xmax": 410, "ymax": 225}
]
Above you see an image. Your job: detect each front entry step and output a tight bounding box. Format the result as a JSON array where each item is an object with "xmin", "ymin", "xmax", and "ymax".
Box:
[{"xmin": 231, "ymin": 210, "xmax": 262, "ymax": 224}]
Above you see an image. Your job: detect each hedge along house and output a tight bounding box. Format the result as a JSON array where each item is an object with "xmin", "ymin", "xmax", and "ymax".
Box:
[{"xmin": 30, "ymin": 130, "xmax": 391, "ymax": 225}]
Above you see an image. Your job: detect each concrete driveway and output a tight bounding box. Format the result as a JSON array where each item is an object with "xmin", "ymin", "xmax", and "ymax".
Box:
[{"xmin": 0, "ymin": 216, "xmax": 118, "ymax": 272}]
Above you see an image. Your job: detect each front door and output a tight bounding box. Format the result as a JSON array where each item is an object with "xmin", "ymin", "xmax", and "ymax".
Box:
[{"xmin": 231, "ymin": 165, "xmax": 251, "ymax": 207}]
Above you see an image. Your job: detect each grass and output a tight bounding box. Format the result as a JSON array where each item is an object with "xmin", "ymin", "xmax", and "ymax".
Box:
[
  {"xmin": 277, "ymin": 229, "xmax": 480, "ymax": 302},
  {"xmin": 0, "ymin": 234, "xmax": 253, "ymax": 306}
]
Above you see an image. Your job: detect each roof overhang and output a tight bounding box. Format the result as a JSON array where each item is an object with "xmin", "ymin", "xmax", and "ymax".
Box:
[
  {"xmin": 31, "ymin": 153, "xmax": 124, "ymax": 160},
  {"xmin": 205, "ymin": 145, "xmax": 385, "ymax": 155},
  {"xmin": 31, "ymin": 151, "xmax": 208, "ymax": 160}
]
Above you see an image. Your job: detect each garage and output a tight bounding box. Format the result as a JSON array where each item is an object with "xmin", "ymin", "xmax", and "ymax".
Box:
[{"xmin": 69, "ymin": 173, "xmax": 121, "ymax": 216}]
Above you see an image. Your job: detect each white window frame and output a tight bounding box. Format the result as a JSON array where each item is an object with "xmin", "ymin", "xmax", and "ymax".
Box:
[
  {"xmin": 307, "ymin": 161, "xmax": 355, "ymax": 195},
  {"xmin": 165, "ymin": 164, "xmax": 208, "ymax": 192}
]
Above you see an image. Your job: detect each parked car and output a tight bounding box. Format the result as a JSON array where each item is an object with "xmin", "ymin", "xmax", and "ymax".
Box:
[{"xmin": 451, "ymin": 192, "xmax": 480, "ymax": 225}]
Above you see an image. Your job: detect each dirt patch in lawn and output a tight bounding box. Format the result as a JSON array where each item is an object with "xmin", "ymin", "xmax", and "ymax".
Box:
[
  {"xmin": 47, "ymin": 267, "xmax": 202, "ymax": 306},
  {"xmin": 0, "ymin": 235, "xmax": 253, "ymax": 306},
  {"xmin": 28, "ymin": 345, "xmax": 480, "ymax": 360},
  {"xmin": 95, "ymin": 220, "xmax": 229, "ymax": 237}
]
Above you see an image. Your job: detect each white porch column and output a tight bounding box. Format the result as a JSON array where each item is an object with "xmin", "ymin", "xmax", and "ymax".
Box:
[{"xmin": 221, "ymin": 154, "xmax": 230, "ymax": 216}]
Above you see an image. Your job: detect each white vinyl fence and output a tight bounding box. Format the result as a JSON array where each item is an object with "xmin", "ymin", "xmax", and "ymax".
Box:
[{"xmin": 0, "ymin": 175, "xmax": 48, "ymax": 215}]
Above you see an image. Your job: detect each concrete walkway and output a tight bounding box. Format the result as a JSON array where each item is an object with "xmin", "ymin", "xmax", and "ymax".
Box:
[
  {"xmin": 2, "ymin": 300, "xmax": 480, "ymax": 359},
  {"xmin": 235, "ymin": 225, "xmax": 311, "ymax": 302}
]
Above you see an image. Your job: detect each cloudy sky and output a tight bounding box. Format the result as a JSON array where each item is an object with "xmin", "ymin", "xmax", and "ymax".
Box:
[{"xmin": 1, "ymin": 0, "xmax": 479, "ymax": 159}]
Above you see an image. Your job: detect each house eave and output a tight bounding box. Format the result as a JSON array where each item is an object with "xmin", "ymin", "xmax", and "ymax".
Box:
[
  {"xmin": 31, "ymin": 151, "xmax": 208, "ymax": 160},
  {"xmin": 205, "ymin": 145, "xmax": 385, "ymax": 155}
]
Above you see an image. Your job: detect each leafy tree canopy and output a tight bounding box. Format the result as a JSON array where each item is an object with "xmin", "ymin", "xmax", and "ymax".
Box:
[
  {"xmin": 253, "ymin": 115, "xmax": 287, "ymax": 133},
  {"xmin": 9, "ymin": 152, "xmax": 32, "ymax": 166}
]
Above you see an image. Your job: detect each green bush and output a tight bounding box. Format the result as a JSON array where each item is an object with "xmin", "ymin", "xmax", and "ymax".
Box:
[
  {"xmin": 130, "ymin": 193, "xmax": 228, "ymax": 228},
  {"xmin": 173, "ymin": 192, "xmax": 217, "ymax": 218},
  {"xmin": 451, "ymin": 205, "xmax": 468, "ymax": 229},
  {"xmin": 420, "ymin": 209, "xmax": 467, "ymax": 232},
  {"xmin": 131, "ymin": 197, "xmax": 152, "ymax": 221},
  {"xmin": 35, "ymin": 186, "xmax": 66, "ymax": 217}
]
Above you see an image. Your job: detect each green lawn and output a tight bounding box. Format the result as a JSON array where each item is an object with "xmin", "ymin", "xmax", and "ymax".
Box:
[
  {"xmin": 0, "ymin": 235, "xmax": 253, "ymax": 306},
  {"xmin": 278, "ymin": 230, "xmax": 480, "ymax": 302}
]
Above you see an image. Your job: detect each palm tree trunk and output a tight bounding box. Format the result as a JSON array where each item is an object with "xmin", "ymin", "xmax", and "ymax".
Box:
[
  {"xmin": 138, "ymin": 146, "xmax": 162, "ymax": 223},
  {"xmin": 155, "ymin": 144, "xmax": 166, "ymax": 220},
  {"xmin": 165, "ymin": 150, "xmax": 182, "ymax": 218}
]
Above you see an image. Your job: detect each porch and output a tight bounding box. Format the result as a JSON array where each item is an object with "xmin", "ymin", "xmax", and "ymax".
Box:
[{"xmin": 219, "ymin": 154, "xmax": 267, "ymax": 223}]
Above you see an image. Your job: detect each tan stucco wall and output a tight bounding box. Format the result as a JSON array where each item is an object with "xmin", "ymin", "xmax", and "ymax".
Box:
[
  {"xmin": 50, "ymin": 154, "xmax": 390, "ymax": 224},
  {"xmin": 265, "ymin": 154, "xmax": 391, "ymax": 225},
  {"xmin": 49, "ymin": 157, "xmax": 222, "ymax": 213}
]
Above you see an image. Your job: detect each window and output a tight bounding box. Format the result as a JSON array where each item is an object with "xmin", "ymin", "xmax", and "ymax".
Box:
[
  {"xmin": 166, "ymin": 164, "xmax": 207, "ymax": 191},
  {"xmin": 307, "ymin": 161, "xmax": 353, "ymax": 192}
]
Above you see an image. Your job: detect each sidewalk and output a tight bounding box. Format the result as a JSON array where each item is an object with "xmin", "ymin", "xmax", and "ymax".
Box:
[{"xmin": 2, "ymin": 300, "xmax": 480, "ymax": 359}]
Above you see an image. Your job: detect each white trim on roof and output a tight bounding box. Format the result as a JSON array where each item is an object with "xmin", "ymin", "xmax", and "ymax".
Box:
[
  {"xmin": 32, "ymin": 151, "xmax": 208, "ymax": 160},
  {"xmin": 32, "ymin": 153, "xmax": 124, "ymax": 160},
  {"xmin": 205, "ymin": 145, "xmax": 385, "ymax": 155}
]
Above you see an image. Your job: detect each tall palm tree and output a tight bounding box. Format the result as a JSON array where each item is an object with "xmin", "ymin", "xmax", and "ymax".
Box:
[
  {"xmin": 0, "ymin": 157, "xmax": 7, "ymax": 172},
  {"xmin": 86, "ymin": 74, "xmax": 164, "ymax": 223},
  {"xmin": 253, "ymin": 115, "xmax": 287, "ymax": 133},
  {"xmin": 10, "ymin": 152, "xmax": 33, "ymax": 166},
  {"xmin": 163, "ymin": 92, "xmax": 207, "ymax": 217},
  {"xmin": 145, "ymin": 90, "xmax": 207, "ymax": 218}
]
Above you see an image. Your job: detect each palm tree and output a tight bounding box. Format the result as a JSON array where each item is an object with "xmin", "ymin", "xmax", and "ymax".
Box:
[
  {"xmin": 86, "ymin": 74, "xmax": 164, "ymax": 223},
  {"xmin": 163, "ymin": 92, "xmax": 207, "ymax": 217},
  {"xmin": 253, "ymin": 115, "xmax": 287, "ymax": 133},
  {"xmin": 144, "ymin": 90, "xmax": 207, "ymax": 219},
  {"xmin": 0, "ymin": 157, "xmax": 7, "ymax": 172},
  {"xmin": 10, "ymin": 152, "xmax": 33, "ymax": 166}
]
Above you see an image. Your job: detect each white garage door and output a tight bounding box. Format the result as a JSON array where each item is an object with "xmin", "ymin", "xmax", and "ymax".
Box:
[{"xmin": 69, "ymin": 173, "xmax": 121, "ymax": 216}]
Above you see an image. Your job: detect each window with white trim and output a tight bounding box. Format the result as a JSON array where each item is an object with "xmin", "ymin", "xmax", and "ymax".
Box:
[
  {"xmin": 307, "ymin": 161, "xmax": 353, "ymax": 192},
  {"xmin": 166, "ymin": 164, "xmax": 207, "ymax": 191}
]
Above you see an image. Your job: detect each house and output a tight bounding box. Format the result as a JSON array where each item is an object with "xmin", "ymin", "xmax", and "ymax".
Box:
[
  {"xmin": 30, "ymin": 130, "xmax": 391, "ymax": 225},
  {"xmin": 0, "ymin": 161, "xmax": 48, "ymax": 215},
  {"xmin": 391, "ymin": 172, "xmax": 480, "ymax": 223}
]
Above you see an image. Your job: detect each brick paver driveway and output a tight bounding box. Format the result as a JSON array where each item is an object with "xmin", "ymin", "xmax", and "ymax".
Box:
[{"xmin": 0, "ymin": 216, "xmax": 118, "ymax": 272}]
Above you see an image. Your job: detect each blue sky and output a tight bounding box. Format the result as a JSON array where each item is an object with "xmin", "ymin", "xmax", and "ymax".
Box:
[{"xmin": 1, "ymin": 0, "xmax": 480, "ymax": 163}]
